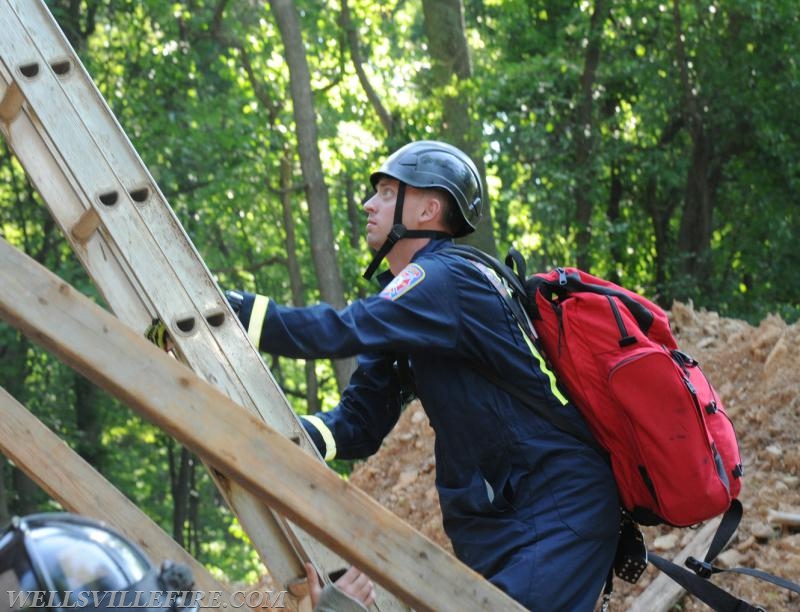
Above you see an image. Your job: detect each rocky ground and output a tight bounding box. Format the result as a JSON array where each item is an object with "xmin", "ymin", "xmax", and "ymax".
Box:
[{"xmin": 348, "ymin": 303, "xmax": 800, "ymax": 611}]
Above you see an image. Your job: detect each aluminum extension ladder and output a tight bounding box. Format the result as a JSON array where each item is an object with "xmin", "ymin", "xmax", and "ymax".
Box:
[{"xmin": 0, "ymin": 1, "xmax": 405, "ymax": 610}]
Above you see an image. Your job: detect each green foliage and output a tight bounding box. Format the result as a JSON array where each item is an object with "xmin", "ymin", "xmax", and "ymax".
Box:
[{"xmin": 2, "ymin": 0, "xmax": 798, "ymax": 585}]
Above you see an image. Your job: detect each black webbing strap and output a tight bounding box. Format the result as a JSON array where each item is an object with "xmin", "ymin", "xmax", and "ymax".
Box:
[
  {"xmin": 648, "ymin": 552, "xmax": 765, "ymax": 612},
  {"xmin": 445, "ymin": 244, "xmax": 528, "ymax": 298},
  {"xmin": 363, "ymin": 182, "xmax": 454, "ymax": 279},
  {"xmin": 364, "ymin": 182, "xmax": 409, "ymax": 280},
  {"xmin": 649, "ymin": 499, "xmax": 800, "ymax": 610}
]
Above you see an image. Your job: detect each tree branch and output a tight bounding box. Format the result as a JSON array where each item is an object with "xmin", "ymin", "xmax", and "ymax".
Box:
[{"xmin": 339, "ymin": 0, "xmax": 394, "ymax": 135}]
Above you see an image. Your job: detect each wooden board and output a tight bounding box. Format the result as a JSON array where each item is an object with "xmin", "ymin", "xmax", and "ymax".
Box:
[{"xmin": 0, "ymin": 387, "xmax": 233, "ymax": 599}]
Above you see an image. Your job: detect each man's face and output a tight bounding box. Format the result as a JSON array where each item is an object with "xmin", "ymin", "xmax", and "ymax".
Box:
[{"xmin": 363, "ymin": 176, "xmax": 400, "ymax": 251}]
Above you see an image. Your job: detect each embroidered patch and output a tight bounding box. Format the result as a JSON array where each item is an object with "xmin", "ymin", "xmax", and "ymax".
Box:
[{"xmin": 379, "ymin": 263, "xmax": 426, "ymax": 301}]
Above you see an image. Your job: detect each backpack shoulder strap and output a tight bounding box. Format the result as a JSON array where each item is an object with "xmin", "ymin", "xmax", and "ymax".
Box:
[
  {"xmin": 443, "ymin": 245, "xmax": 605, "ymax": 456},
  {"xmin": 445, "ymin": 244, "xmax": 528, "ymax": 296}
]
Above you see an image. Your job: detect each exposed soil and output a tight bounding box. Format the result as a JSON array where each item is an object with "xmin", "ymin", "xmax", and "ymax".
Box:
[{"xmin": 348, "ymin": 303, "xmax": 800, "ymax": 611}]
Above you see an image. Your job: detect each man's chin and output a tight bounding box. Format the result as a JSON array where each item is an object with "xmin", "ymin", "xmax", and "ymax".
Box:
[{"xmin": 365, "ymin": 233, "xmax": 384, "ymax": 251}]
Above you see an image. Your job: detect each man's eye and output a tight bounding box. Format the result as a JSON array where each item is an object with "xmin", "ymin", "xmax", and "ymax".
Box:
[{"xmin": 381, "ymin": 187, "xmax": 394, "ymax": 198}]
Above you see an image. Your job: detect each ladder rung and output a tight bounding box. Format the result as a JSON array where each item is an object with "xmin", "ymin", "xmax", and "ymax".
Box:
[
  {"xmin": 0, "ymin": 80, "xmax": 24, "ymax": 122},
  {"xmin": 70, "ymin": 207, "xmax": 101, "ymax": 243}
]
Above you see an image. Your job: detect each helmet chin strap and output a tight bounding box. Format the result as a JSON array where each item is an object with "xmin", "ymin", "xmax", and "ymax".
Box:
[{"xmin": 363, "ymin": 182, "xmax": 451, "ymax": 280}]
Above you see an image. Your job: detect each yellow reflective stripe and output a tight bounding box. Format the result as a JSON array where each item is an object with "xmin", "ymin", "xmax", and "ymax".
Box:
[
  {"xmin": 302, "ymin": 415, "xmax": 337, "ymax": 461},
  {"xmin": 519, "ymin": 325, "xmax": 569, "ymax": 405},
  {"xmin": 247, "ymin": 294, "xmax": 269, "ymax": 347}
]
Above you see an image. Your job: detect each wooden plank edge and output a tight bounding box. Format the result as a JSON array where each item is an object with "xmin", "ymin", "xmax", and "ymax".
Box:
[{"xmin": 0, "ymin": 387, "xmax": 238, "ymax": 600}]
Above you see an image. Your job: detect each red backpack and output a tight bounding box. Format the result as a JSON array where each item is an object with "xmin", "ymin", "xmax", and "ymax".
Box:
[
  {"xmin": 447, "ymin": 245, "xmax": 743, "ymax": 527},
  {"xmin": 525, "ymin": 265, "xmax": 743, "ymax": 527}
]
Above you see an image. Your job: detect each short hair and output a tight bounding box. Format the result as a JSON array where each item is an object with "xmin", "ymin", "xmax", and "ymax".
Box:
[{"xmin": 434, "ymin": 189, "xmax": 465, "ymax": 236}]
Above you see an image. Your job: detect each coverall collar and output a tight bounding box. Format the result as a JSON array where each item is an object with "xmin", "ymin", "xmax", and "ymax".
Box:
[{"xmin": 375, "ymin": 238, "xmax": 455, "ymax": 289}]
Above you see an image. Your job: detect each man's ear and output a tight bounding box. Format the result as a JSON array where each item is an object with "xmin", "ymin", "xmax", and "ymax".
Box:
[{"xmin": 420, "ymin": 193, "xmax": 444, "ymax": 224}]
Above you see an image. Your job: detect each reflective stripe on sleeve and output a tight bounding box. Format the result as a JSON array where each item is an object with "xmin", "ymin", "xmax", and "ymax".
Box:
[
  {"xmin": 519, "ymin": 325, "xmax": 569, "ymax": 405},
  {"xmin": 302, "ymin": 415, "xmax": 337, "ymax": 461},
  {"xmin": 247, "ymin": 294, "xmax": 270, "ymax": 347}
]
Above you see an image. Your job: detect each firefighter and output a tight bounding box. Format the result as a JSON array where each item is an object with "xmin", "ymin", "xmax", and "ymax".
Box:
[{"xmin": 227, "ymin": 140, "xmax": 620, "ymax": 610}]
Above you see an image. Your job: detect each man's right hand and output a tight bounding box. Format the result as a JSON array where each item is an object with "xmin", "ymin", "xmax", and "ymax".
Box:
[
  {"xmin": 304, "ymin": 562, "xmax": 375, "ymax": 611},
  {"xmin": 225, "ymin": 289, "xmax": 245, "ymax": 315},
  {"xmin": 144, "ymin": 318, "xmax": 172, "ymax": 352}
]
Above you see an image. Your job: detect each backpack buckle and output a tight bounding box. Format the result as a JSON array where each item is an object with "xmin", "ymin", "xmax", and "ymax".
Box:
[{"xmin": 685, "ymin": 556, "xmax": 714, "ymax": 579}]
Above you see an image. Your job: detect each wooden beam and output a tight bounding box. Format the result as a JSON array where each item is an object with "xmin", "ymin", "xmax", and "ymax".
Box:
[
  {"xmin": 0, "ymin": 238, "xmax": 525, "ymax": 612},
  {"xmin": 0, "ymin": 387, "xmax": 234, "ymax": 600}
]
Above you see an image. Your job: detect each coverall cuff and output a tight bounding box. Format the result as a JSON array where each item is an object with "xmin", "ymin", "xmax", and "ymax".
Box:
[
  {"xmin": 245, "ymin": 294, "xmax": 269, "ymax": 347},
  {"xmin": 301, "ymin": 415, "xmax": 337, "ymax": 461}
]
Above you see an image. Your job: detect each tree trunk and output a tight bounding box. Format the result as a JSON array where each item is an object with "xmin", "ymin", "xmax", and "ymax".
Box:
[
  {"xmin": 606, "ymin": 159, "xmax": 623, "ymax": 285},
  {"xmin": 644, "ymin": 177, "xmax": 670, "ymax": 300},
  {"xmin": 12, "ymin": 469, "xmax": 40, "ymax": 515},
  {"xmin": 268, "ymin": 0, "xmax": 356, "ymax": 391},
  {"xmin": 344, "ymin": 173, "xmax": 362, "ymax": 252},
  {"xmin": 0, "ymin": 463, "xmax": 9, "ymax": 524},
  {"xmin": 169, "ymin": 441, "xmax": 193, "ymax": 547},
  {"xmin": 280, "ymin": 153, "xmax": 322, "ymax": 415},
  {"xmin": 340, "ymin": 0, "xmax": 394, "ymax": 136},
  {"xmin": 421, "ymin": 0, "xmax": 495, "ymax": 255},
  {"xmin": 643, "ymin": 117, "xmax": 684, "ymax": 301},
  {"xmin": 188, "ymin": 460, "xmax": 200, "ymax": 555},
  {"xmin": 573, "ymin": 0, "xmax": 609, "ymax": 270},
  {"xmin": 73, "ymin": 374, "xmax": 105, "ymax": 469},
  {"xmin": 672, "ymin": 0, "xmax": 714, "ymax": 287}
]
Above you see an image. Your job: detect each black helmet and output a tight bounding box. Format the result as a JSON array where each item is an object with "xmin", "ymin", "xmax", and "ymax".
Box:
[
  {"xmin": 0, "ymin": 513, "xmax": 196, "ymax": 611},
  {"xmin": 363, "ymin": 140, "xmax": 484, "ymax": 279},
  {"xmin": 370, "ymin": 140, "xmax": 483, "ymax": 237}
]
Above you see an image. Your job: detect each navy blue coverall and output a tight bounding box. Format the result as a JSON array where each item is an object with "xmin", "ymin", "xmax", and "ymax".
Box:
[{"xmin": 237, "ymin": 239, "xmax": 620, "ymax": 610}]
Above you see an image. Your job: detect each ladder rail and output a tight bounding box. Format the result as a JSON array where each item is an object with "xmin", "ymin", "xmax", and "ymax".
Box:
[
  {"xmin": 0, "ymin": 6, "xmax": 312, "ymax": 596},
  {"xmin": 0, "ymin": 2, "xmax": 407, "ymax": 609}
]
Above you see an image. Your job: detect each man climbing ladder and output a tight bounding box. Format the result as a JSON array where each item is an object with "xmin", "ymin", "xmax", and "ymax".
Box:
[{"xmin": 227, "ymin": 141, "xmax": 621, "ymax": 611}]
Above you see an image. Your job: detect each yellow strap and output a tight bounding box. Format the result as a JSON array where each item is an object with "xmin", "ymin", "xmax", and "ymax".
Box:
[
  {"xmin": 520, "ymin": 325, "xmax": 569, "ymax": 405},
  {"xmin": 302, "ymin": 415, "xmax": 337, "ymax": 461},
  {"xmin": 247, "ymin": 294, "xmax": 269, "ymax": 347}
]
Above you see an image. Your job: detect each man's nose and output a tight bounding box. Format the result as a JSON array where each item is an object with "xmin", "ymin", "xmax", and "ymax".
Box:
[{"xmin": 363, "ymin": 193, "xmax": 377, "ymax": 212}]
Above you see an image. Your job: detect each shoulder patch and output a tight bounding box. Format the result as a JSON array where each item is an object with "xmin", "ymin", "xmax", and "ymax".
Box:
[{"xmin": 379, "ymin": 263, "xmax": 426, "ymax": 301}]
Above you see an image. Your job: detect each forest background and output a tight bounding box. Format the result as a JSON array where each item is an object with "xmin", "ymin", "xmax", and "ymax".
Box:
[{"xmin": 1, "ymin": 0, "xmax": 798, "ymax": 584}]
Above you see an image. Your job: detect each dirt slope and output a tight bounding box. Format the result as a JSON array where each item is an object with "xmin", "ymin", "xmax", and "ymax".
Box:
[{"xmin": 348, "ymin": 303, "xmax": 800, "ymax": 611}]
